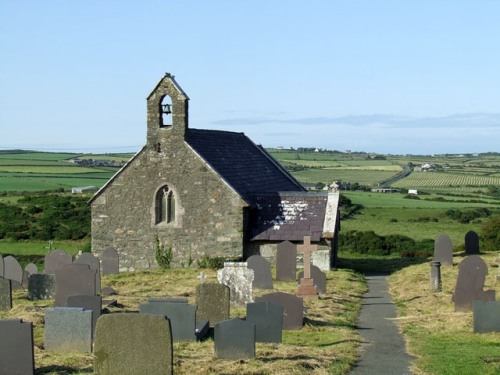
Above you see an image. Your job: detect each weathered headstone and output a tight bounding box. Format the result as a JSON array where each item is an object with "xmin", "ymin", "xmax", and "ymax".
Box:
[
  {"xmin": 101, "ymin": 246, "xmax": 119, "ymax": 275},
  {"xmin": 496, "ymin": 255, "xmax": 500, "ymax": 283},
  {"xmin": 44, "ymin": 249, "xmax": 72, "ymax": 274},
  {"xmin": 217, "ymin": 262, "xmax": 254, "ymax": 306},
  {"xmin": 297, "ymin": 265, "xmax": 327, "ymax": 294},
  {"xmin": 312, "ymin": 249, "xmax": 331, "ymax": 271},
  {"xmin": 297, "ymin": 236, "xmax": 319, "ymax": 298},
  {"xmin": 0, "ymin": 254, "xmax": 3, "ymax": 278},
  {"xmin": 25, "ymin": 263, "xmax": 38, "ymax": 276},
  {"xmin": 75, "ymin": 252, "xmax": 101, "ymax": 294},
  {"xmin": 429, "ymin": 261, "xmax": 442, "ymax": 292},
  {"xmin": 0, "ymin": 277, "xmax": 12, "ymax": 310},
  {"xmin": 464, "ymin": 230, "xmax": 480, "ymax": 255},
  {"xmin": 101, "ymin": 286, "xmax": 118, "ymax": 296},
  {"xmin": 44, "ymin": 307, "xmax": 93, "ymax": 353},
  {"xmin": 452, "ymin": 255, "xmax": 496, "ymax": 312},
  {"xmin": 3, "ymin": 255, "xmax": 23, "ymax": 290},
  {"xmin": 67, "ymin": 295, "xmax": 102, "ymax": 334},
  {"xmin": 276, "ymin": 240, "xmax": 297, "ymax": 281},
  {"xmin": 256, "ymin": 292, "xmax": 304, "ymax": 330},
  {"xmin": 54, "ymin": 263, "xmax": 96, "ymax": 307},
  {"xmin": 247, "ymin": 255, "xmax": 273, "ymax": 289},
  {"xmin": 214, "ymin": 318, "xmax": 256, "ymax": 360},
  {"xmin": 196, "ymin": 283, "xmax": 230, "ymax": 327},
  {"xmin": 94, "ymin": 314, "xmax": 173, "ymax": 375},
  {"xmin": 434, "ymin": 234, "xmax": 453, "ymax": 266},
  {"xmin": 0, "ymin": 319, "xmax": 34, "ymax": 375},
  {"xmin": 246, "ymin": 301, "xmax": 283, "ymax": 343},
  {"xmin": 28, "ymin": 273, "xmax": 56, "ymax": 300},
  {"xmin": 473, "ymin": 300, "xmax": 500, "ymax": 333}
]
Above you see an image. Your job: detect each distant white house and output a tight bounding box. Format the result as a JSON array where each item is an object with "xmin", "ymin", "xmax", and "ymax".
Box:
[
  {"xmin": 71, "ymin": 186, "xmax": 98, "ymax": 194},
  {"xmin": 408, "ymin": 189, "xmax": 418, "ymax": 195}
]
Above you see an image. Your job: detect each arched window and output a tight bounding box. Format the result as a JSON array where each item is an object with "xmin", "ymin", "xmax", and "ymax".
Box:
[{"xmin": 155, "ymin": 185, "xmax": 176, "ymax": 224}]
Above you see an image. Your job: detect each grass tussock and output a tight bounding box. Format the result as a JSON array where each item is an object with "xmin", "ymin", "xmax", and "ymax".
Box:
[
  {"xmin": 389, "ymin": 252, "xmax": 500, "ymax": 375},
  {"xmin": 1, "ymin": 267, "xmax": 366, "ymax": 374}
]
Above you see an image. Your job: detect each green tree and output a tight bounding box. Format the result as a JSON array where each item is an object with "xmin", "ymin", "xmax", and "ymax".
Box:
[{"xmin": 480, "ymin": 215, "xmax": 500, "ymax": 251}]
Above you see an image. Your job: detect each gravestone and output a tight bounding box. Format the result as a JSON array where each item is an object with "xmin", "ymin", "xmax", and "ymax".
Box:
[
  {"xmin": 464, "ymin": 231, "xmax": 480, "ymax": 255},
  {"xmin": 0, "ymin": 319, "xmax": 34, "ymax": 375},
  {"xmin": 433, "ymin": 234, "xmax": 453, "ymax": 266},
  {"xmin": 297, "ymin": 265, "xmax": 327, "ymax": 294},
  {"xmin": 496, "ymin": 256, "xmax": 500, "ymax": 283},
  {"xmin": 75, "ymin": 252, "xmax": 101, "ymax": 294},
  {"xmin": 452, "ymin": 255, "xmax": 496, "ymax": 312},
  {"xmin": 247, "ymin": 255, "xmax": 273, "ymax": 289},
  {"xmin": 297, "ymin": 236, "xmax": 319, "ymax": 298},
  {"xmin": 429, "ymin": 261, "xmax": 442, "ymax": 292},
  {"xmin": 0, "ymin": 254, "xmax": 3, "ymax": 277},
  {"xmin": 3, "ymin": 255, "xmax": 23, "ymax": 290},
  {"xmin": 28, "ymin": 273, "xmax": 56, "ymax": 300},
  {"xmin": 256, "ymin": 292, "xmax": 304, "ymax": 330},
  {"xmin": 67, "ymin": 295, "xmax": 102, "ymax": 334},
  {"xmin": 25, "ymin": 262, "xmax": 38, "ymax": 276},
  {"xmin": 196, "ymin": 283, "xmax": 230, "ymax": 327},
  {"xmin": 473, "ymin": 300, "xmax": 500, "ymax": 333},
  {"xmin": 101, "ymin": 286, "xmax": 118, "ymax": 296},
  {"xmin": 276, "ymin": 240, "xmax": 297, "ymax": 281},
  {"xmin": 214, "ymin": 318, "xmax": 256, "ymax": 360},
  {"xmin": 54, "ymin": 263, "xmax": 97, "ymax": 307},
  {"xmin": 44, "ymin": 307, "xmax": 93, "ymax": 353},
  {"xmin": 44, "ymin": 249, "xmax": 72, "ymax": 274},
  {"xmin": 0, "ymin": 277, "xmax": 12, "ymax": 310},
  {"xmin": 140, "ymin": 299, "xmax": 203, "ymax": 341},
  {"xmin": 102, "ymin": 246, "xmax": 119, "ymax": 275},
  {"xmin": 94, "ymin": 314, "xmax": 173, "ymax": 375},
  {"xmin": 246, "ymin": 301, "xmax": 283, "ymax": 343},
  {"xmin": 217, "ymin": 262, "xmax": 254, "ymax": 306}
]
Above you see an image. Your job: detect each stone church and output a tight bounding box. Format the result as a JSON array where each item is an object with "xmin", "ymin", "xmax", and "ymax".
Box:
[{"xmin": 90, "ymin": 73, "xmax": 340, "ymax": 271}]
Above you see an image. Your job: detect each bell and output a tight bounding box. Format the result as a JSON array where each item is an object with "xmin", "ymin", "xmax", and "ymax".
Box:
[{"xmin": 161, "ymin": 103, "xmax": 172, "ymax": 114}]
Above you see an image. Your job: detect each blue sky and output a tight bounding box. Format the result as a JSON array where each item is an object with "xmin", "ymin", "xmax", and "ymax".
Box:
[{"xmin": 1, "ymin": 1, "xmax": 499, "ymax": 154}]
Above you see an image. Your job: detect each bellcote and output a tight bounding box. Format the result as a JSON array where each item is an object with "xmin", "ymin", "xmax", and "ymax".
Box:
[{"xmin": 146, "ymin": 73, "xmax": 189, "ymax": 150}]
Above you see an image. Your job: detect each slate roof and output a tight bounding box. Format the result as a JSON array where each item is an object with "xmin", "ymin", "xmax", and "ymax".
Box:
[
  {"xmin": 246, "ymin": 192, "xmax": 329, "ymax": 242},
  {"xmin": 186, "ymin": 129, "xmax": 305, "ymax": 204}
]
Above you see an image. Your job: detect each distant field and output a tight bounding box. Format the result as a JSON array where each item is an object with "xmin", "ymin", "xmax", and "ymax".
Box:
[{"xmin": 291, "ymin": 169, "xmax": 398, "ymax": 186}]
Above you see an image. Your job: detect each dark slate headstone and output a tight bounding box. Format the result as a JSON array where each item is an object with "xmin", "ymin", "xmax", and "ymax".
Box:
[
  {"xmin": 140, "ymin": 299, "xmax": 197, "ymax": 341},
  {"xmin": 452, "ymin": 255, "xmax": 496, "ymax": 312},
  {"xmin": 0, "ymin": 319, "xmax": 34, "ymax": 375},
  {"xmin": 3, "ymin": 255, "xmax": 23, "ymax": 289},
  {"xmin": 473, "ymin": 300, "xmax": 500, "ymax": 333},
  {"xmin": 247, "ymin": 255, "xmax": 273, "ymax": 289},
  {"xmin": 67, "ymin": 295, "xmax": 102, "ymax": 334},
  {"xmin": 464, "ymin": 230, "xmax": 480, "ymax": 255},
  {"xmin": 44, "ymin": 249, "xmax": 72, "ymax": 274},
  {"xmin": 196, "ymin": 283, "xmax": 230, "ymax": 327},
  {"xmin": 256, "ymin": 292, "xmax": 303, "ymax": 330},
  {"xmin": 0, "ymin": 277, "xmax": 12, "ymax": 310},
  {"xmin": 55, "ymin": 263, "xmax": 97, "ymax": 307},
  {"xmin": 44, "ymin": 307, "xmax": 93, "ymax": 353},
  {"xmin": 75, "ymin": 252, "xmax": 101, "ymax": 294},
  {"xmin": 94, "ymin": 314, "xmax": 173, "ymax": 375},
  {"xmin": 297, "ymin": 265, "xmax": 327, "ymax": 294},
  {"xmin": 246, "ymin": 301, "xmax": 283, "ymax": 343},
  {"xmin": 276, "ymin": 240, "xmax": 297, "ymax": 281},
  {"xmin": 25, "ymin": 262, "xmax": 38, "ymax": 276},
  {"xmin": 102, "ymin": 246, "xmax": 119, "ymax": 275},
  {"xmin": 101, "ymin": 286, "xmax": 118, "ymax": 296},
  {"xmin": 28, "ymin": 273, "xmax": 55, "ymax": 300},
  {"xmin": 434, "ymin": 234, "xmax": 454, "ymax": 266},
  {"xmin": 214, "ymin": 318, "xmax": 255, "ymax": 360}
]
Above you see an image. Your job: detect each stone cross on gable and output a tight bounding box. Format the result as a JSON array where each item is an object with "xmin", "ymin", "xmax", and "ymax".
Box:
[{"xmin": 297, "ymin": 236, "xmax": 317, "ymax": 279}]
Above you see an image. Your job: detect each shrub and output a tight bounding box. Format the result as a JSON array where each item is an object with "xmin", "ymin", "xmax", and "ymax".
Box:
[
  {"xmin": 155, "ymin": 236, "xmax": 173, "ymax": 269},
  {"xmin": 480, "ymin": 215, "xmax": 500, "ymax": 251}
]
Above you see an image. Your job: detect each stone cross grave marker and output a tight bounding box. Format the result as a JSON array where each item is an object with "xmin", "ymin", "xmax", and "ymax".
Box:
[
  {"xmin": 297, "ymin": 236, "xmax": 319, "ymax": 298},
  {"xmin": 75, "ymin": 252, "xmax": 101, "ymax": 294},
  {"xmin": 28, "ymin": 273, "xmax": 55, "ymax": 300},
  {"xmin": 246, "ymin": 301, "xmax": 283, "ymax": 343},
  {"xmin": 44, "ymin": 307, "xmax": 93, "ymax": 353},
  {"xmin": 256, "ymin": 291, "xmax": 304, "ymax": 330},
  {"xmin": 196, "ymin": 283, "xmax": 230, "ymax": 327},
  {"xmin": 55, "ymin": 263, "xmax": 97, "ymax": 307},
  {"xmin": 0, "ymin": 277, "xmax": 12, "ymax": 310},
  {"xmin": 217, "ymin": 262, "xmax": 254, "ymax": 306},
  {"xmin": 452, "ymin": 255, "xmax": 495, "ymax": 312},
  {"xmin": 434, "ymin": 234, "xmax": 453, "ymax": 266},
  {"xmin": 297, "ymin": 265, "xmax": 327, "ymax": 294},
  {"xmin": 101, "ymin": 246, "xmax": 119, "ymax": 275},
  {"xmin": 94, "ymin": 314, "xmax": 173, "ymax": 375},
  {"xmin": 276, "ymin": 240, "xmax": 297, "ymax": 281},
  {"xmin": 214, "ymin": 318, "xmax": 256, "ymax": 360},
  {"xmin": 3, "ymin": 255, "xmax": 23, "ymax": 290},
  {"xmin": 473, "ymin": 300, "xmax": 500, "ymax": 333},
  {"xmin": 464, "ymin": 230, "xmax": 480, "ymax": 255},
  {"xmin": 0, "ymin": 319, "xmax": 35, "ymax": 375},
  {"xmin": 44, "ymin": 249, "xmax": 72, "ymax": 274},
  {"xmin": 247, "ymin": 255, "xmax": 273, "ymax": 289}
]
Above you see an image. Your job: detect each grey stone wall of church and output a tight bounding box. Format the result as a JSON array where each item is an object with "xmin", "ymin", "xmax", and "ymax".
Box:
[{"xmin": 91, "ymin": 144, "xmax": 246, "ymax": 271}]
